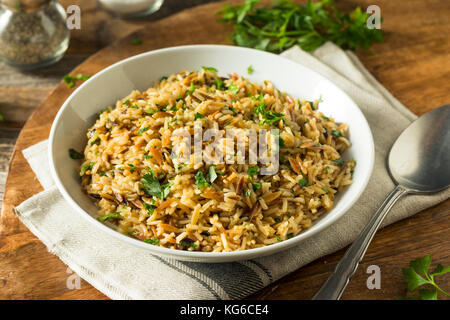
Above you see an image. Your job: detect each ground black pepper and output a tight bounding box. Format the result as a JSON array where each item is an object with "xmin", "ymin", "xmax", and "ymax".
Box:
[{"xmin": 0, "ymin": 0, "xmax": 70, "ymax": 69}]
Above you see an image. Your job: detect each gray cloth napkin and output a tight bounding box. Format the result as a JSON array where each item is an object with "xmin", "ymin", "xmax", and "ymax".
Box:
[{"xmin": 15, "ymin": 43, "xmax": 449, "ymax": 300}]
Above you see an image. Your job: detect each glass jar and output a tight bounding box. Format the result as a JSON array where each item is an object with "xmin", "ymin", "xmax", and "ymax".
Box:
[{"xmin": 0, "ymin": 0, "xmax": 70, "ymax": 70}]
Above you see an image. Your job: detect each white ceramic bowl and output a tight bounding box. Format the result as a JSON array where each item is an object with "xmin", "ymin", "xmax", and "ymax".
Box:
[{"xmin": 49, "ymin": 45, "xmax": 374, "ymax": 263}]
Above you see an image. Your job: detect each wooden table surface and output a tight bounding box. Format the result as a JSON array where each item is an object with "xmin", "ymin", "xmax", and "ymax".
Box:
[{"xmin": 0, "ymin": 0, "xmax": 449, "ymax": 300}]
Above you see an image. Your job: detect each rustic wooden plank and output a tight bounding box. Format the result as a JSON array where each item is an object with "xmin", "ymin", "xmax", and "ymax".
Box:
[{"xmin": 0, "ymin": 0, "xmax": 449, "ymax": 300}]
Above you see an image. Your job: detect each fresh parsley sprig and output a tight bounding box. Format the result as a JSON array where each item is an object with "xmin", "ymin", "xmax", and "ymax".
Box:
[
  {"xmin": 141, "ymin": 170, "xmax": 171, "ymax": 200},
  {"xmin": 218, "ymin": 0, "xmax": 383, "ymax": 53},
  {"xmin": 401, "ymin": 255, "xmax": 450, "ymax": 300}
]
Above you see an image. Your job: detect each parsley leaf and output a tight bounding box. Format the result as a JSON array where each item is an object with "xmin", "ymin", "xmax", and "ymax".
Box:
[
  {"xmin": 298, "ymin": 176, "xmax": 308, "ymax": 187},
  {"xmin": 180, "ymin": 238, "xmax": 197, "ymax": 250},
  {"xmin": 187, "ymin": 82, "xmax": 195, "ymax": 95},
  {"xmin": 247, "ymin": 65, "xmax": 254, "ymax": 74},
  {"xmin": 143, "ymin": 202, "xmax": 156, "ymax": 215},
  {"xmin": 214, "ymin": 78, "xmax": 224, "ymax": 90},
  {"xmin": 202, "ymin": 66, "xmax": 218, "ymax": 73},
  {"xmin": 144, "ymin": 237, "xmax": 160, "ymax": 245},
  {"xmin": 253, "ymin": 94, "xmax": 284, "ymax": 126},
  {"xmin": 97, "ymin": 212, "xmax": 122, "ymax": 222},
  {"xmin": 194, "ymin": 112, "xmax": 205, "ymax": 120},
  {"xmin": 137, "ymin": 127, "xmax": 149, "ymax": 135},
  {"xmin": 252, "ymin": 183, "xmax": 261, "ymax": 191},
  {"xmin": 195, "ymin": 170, "xmax": 210, "ymax": 188},
  {"xmin": 63, "ymin": 74, "xmax": 90, "ymax": 88},
  {"xmin": 69, "ymin": 148, "xmax": 84, "ymax": 159},
  {"xmin": 80, "ymin": 162, "xmax": 94, "ymax": 175},
  {"xmin": 141, "ymin": 171, "xmax": 171, "ymax": 200},
  {"xmin": 401, "ymin": 255, "xmax": 450, "ymax": 300},
  {"xmin": 227, "ymin": 83, "xmax": 239, "ymax": 94},
  {"xmin": 247, "ymin": 166, "xmax": 259, "ymax": 178},
  {"xmin": 332, "ymin": 129, "xmax": 343, "ymax": 137}
]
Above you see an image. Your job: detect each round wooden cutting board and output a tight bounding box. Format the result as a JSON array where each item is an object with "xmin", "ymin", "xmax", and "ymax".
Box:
[{"xmin": 0, "ymin": 0, "xmax": 449, "ymax": 300}]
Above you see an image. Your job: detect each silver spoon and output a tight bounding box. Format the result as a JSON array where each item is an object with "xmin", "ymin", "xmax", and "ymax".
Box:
[{"xmin": 312, "ymin": 104, "xmax": 450, "ymax": 300}]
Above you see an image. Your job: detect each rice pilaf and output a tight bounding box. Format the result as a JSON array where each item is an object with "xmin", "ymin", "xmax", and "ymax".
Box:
[{"xmin": 79, "ymin": 68, "xmax": 355, "ymax": 252}]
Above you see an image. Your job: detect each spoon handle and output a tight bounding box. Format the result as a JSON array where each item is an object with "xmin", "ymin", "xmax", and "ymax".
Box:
[{"xmin": 312, "ymin": 185, "xmax": 409, "ymax": 300}]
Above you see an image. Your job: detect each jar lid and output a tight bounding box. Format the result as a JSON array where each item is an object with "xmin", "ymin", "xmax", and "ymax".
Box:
[{"xmin": 1, "ymin": 0, "xmax": 51, "ymax": 13}]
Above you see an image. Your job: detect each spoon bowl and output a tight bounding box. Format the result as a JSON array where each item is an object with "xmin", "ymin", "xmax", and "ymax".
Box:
[{"xmin": 389, "ymin": 105, "xmax": 450, "ymax": 193}]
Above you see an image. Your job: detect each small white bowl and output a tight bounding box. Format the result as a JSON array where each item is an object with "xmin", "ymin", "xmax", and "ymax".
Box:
[{"xmin": 49, "ymin": 45, "xmax": 374, "ymax": 263}]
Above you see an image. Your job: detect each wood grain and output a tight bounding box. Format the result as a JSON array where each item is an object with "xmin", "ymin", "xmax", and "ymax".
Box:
[{"xmin": 0, "ymin": 0, "xmax": 449, "ymax": 300}]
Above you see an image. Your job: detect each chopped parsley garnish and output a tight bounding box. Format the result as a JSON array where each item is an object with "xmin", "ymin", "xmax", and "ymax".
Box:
[
  {"xmin": 279, "ymin": 137, "xmax": 285, "ymax": 148},
  {"xmin": 144, "ymin": 154, "xmax": 153, "ymax": 159},
  {"xmin": 252, "ymin": 183, "xmax": 262, "ymax": 191},
  {"xmin": 245, "ymin": 189, "xmax": 251, "ymax": 198},
  {"xmin": 180, "ymin": 238, "xmax": 197, "ymax": 249},
  {"xmin": 194, "ymin": 112, "xmax": 205, "ymax": 120},
  {"xmin": 131, "ymin": 38, "xmax": 142, "ymax": 45},
  {"xmin": 227, "ymin": 83, "xmax": 239, "ymax": 94},
  {"xmin": 99, "ymin": 172, "xmax": 107, "ymax": 177},
  {"xmin": 63, "ymin": 74, "xmax": 90, "ymax": 88},
  {"xmin": 298, "ymin": 176, "xmax": 308, "ymax": 187},
  {"xmin": 123, "ymin": 99, "xmax": 130, "ymax": 106},
  {"xmin": 208, "ymin": 166, "xmax": 218, "ymax": 184},
  {"xmin": 69, "ymin": 148, "xmax": 84, "ymax": 159},
  {"xmin": 247, "ymin": 65, "xmax": 254, "ymax": 74},
  {"xmin": 187, "ymin": 82, "xmax": 195, "ymax": 95},
  {"xmin": 274, "ymin": 218, "xmax": 281, "ymax": 223},
  {"xmin": 195, "ymin": 170, "xmax": 210, "ymax": 188},
  {"xmin": 247, "ymin": 166, "xmax": 259, "ymax": 178},
  {"xmin": 130, "ymin": 104, "xmax": 139, "ymax": 109},
  {"xmin": 253, "ymin": 94, "xmax": 284, "ymax": 126},
  {"xmin": 202, "ymin": 66, "xmax": 218, "ymax": 73},
  {"xmin": 141, "ymin": 171, "xmax": 171, "ymax": 200},
  {"xmin": 143, "ymin": 202, "xmax": 156, "ymax": 215},
  {"xmin": 333, "ymin": 159, "xmax": 344, "ymax": 166},
  {"xmin": 321, "ymin": 187, "xmax": 328, "ymax": 193},
  {"xmin": 89, "ymin": 137, "xmax": 100, "ymax": 146},
  {"xmin": 287, "ymin": 233, "xmax": 294, "ymax": 239},
  {"xmin": 127, "ymin": 164, "xmax": 137, "ymax": 173},
  {"xmin": 277, "ymin": 236, "xmax": 282, "ymax": 242},
  {"xmin": 325, "ymin": 166, "xmax": 329, "ymax": 174},
  {"xmin": 145, "ymin": 109, "xmax": 159, "ymax": 114},
  {"xmin": 144, "ymin": 237, "xmax": 160, "ymax": 245},
  {"xmin": 97, "ymin": 212, "xmax": 122, "ymax": 222},
  {"xmin": 322, "ymin": 115, "xmax": 330, "ymax": 121},
  {"xmin": 80, "ymin": 162, "xmax": 94, "ymax": 175},
  {"xmin": 331, "ymin": 129, "xmax": 343, "ymax": 137},
  {"xmin": 169, "ymin": 105, "xmax": 177, "ymax": 112},
  {"xmin": 137, "ymin": 127, "xmax": 149, "ymax": 135},
  {"xmin": 214, "ymin": 78, "xmax": 224, "ymax": 90}
]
